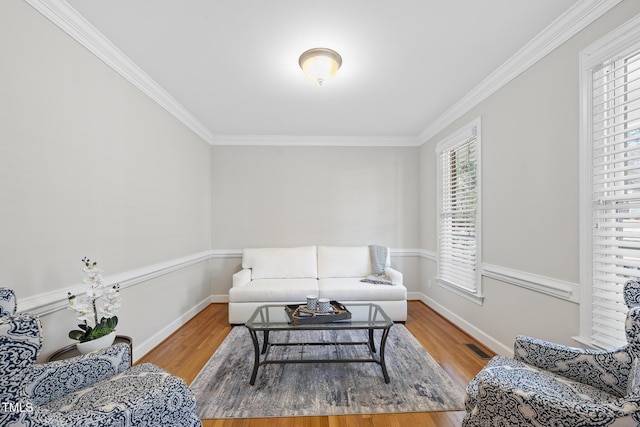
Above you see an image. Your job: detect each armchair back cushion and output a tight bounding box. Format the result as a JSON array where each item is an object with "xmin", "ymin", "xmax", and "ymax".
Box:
[
  {"xmin": 26, "ymin": 343, "xmax": 131, "ymax": 406},
  {"xmin": 318, "ymin": 246, "xmax": 383, "ymax": 278},
  {"xmin": 0, "ymin": 286, "xmax": 202, "ymax": 427},
  {"xmin": 625, "ymin": 280, "xmax": 640, "ymax": 308},
  {"xmin": 242, "ymin": 246, "xmax": 317, "ymax": 279},
  {"xmin": 627, "ymin": 307, "xmax": 640, "ymax": 395},
  {"xmin": 0, "ymin": 288, "xmax": 17, "ymax": 315},
  {"xmin": 514, "ymin": 336, "xmax": 632, "ymax": 397},
  {"xmin": 464, "ymin": 280, "xmax": 640, "ymax": 426}
]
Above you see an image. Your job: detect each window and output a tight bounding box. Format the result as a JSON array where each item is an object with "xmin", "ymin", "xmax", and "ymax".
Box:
[
  {"xmin": 580, "ymin": 15, "xmax": 640, "ymax": 349},
  {"xmin": 437, "ymin": 118, "xmax": 482, "ymax": 301}
]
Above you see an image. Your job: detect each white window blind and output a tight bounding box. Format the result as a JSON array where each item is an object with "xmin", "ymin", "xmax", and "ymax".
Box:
[
  {"xmin": 590, "ymin": 48, "xmax": 640, "ymax": 349},
  {"xmin": 438, "ymin": 123, "xmax": 480, "ymax": 293}
]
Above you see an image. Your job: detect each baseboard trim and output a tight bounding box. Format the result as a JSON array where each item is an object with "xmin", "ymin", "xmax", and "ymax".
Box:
[
  {"xmin": 406, "ymin": 292, "xmax": 423, "ymax": 301},
  {"xmin": 210, "ymin": 294, "xmax": 230, "ymax": 303},
  {"xmin": 418, "ymin": 292, "xmax": 513, "ymax": 357},
  {"xmin": 133, "ymin": 295, "xmax": 213, "ymax": 363}
]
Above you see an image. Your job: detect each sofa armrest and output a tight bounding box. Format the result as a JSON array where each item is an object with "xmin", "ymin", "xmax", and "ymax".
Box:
[
  {"xmin": 232, "ymin": 268, "xmax": 252, "ymax": 287},
  {"xmin": 25, "ymin": 342, "xmax": 131, "ymax": 406},
  {"xmin": 514, "ymin": 335, "xmax": 632, "ymax": 397},
  {"xmin": 384, "ymin": 267, "xmax": 403, "ymax": 286}
]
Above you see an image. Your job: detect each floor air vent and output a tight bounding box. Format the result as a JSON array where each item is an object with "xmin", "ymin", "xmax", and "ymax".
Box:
[{"xmin": 464, "ymin": 343, "xmax": 492, "ymax": 360}]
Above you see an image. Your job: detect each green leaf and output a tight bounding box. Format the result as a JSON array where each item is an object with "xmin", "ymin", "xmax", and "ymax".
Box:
[
  {"xmin": 68, "ymin": 330, "xmax": 85, "ymax": 340},
  {"xmin": 106, "ymin": 316, "xmax": 118, "ymax": 329}
]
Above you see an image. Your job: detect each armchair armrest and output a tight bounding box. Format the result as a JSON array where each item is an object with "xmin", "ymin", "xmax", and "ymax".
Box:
[
  {"xmin": 514, "ymin": 335, "xmax": 632, "ymax": 397},
  {"xmin": 25, "ymin": 342, "xmax": 131, "ymax": 406},
  {"xmin": 472, "ymin": 362, "xmax": 640, "ymax": 425},
  {"xmin": 232, "ymin": 268, "xmax": 252, "ymax": 287},
  {"xmin": 384, "ymin": 267, "xmax": 403, "ymax": 286}
]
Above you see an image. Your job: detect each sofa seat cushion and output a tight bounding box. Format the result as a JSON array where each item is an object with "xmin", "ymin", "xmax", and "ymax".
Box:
[
  {"xmin": 242, "ymin": 246, "xmax": 317, "ymax": 279},
  {"xmin": 318, "ymin": 278, "xmax": 406, "ymax": 301},
  {"xmin": 229, "ymin": 279, "xmax": 318, "ymax": 302}
]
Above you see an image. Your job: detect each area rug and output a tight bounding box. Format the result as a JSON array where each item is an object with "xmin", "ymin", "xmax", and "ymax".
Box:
[{"xmin": 190, "ymin": 325, "xmax": 466, "ymax": 419}]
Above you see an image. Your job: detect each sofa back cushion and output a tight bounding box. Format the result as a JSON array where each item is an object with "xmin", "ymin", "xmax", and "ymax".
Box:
[
  {"xmin": 318, "ymin": 246, "xmax": 384, "ymax": 278},
  {"xmin": 243, "ymin": 246, "xmax": 318, "ymax": 279}
]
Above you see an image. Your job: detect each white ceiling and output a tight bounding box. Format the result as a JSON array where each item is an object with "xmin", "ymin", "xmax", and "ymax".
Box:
[{"xmin": 64, "ymin": 0, "xmax": 579, "ymax": 143}]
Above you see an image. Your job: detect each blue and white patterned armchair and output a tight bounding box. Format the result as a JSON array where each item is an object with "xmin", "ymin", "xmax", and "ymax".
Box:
[
  {"xmin": 463, "ymin": 280, "xmax": 640, "ymax": 426},
  {"xmin": 0, "ymin": 288, "xmax": 202, "ymax": 426}
]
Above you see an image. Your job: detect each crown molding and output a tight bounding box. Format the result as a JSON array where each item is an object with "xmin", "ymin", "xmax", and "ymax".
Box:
[
  {"xmin": 210, "ymin": 135, "xmax": 421, "ymax": 147},
  {"xmin": 25, "ymin": 0, "xmax": 622, "ymax": 148},
  {"xmin": 418, "ymin": 0, "xmax": 623, "ymax": 144},
  {"xmin": 23, "ymin": 0, "xmax": 419, "ymax": 148},
  {"xmin": 24, "ymin": 0, "xmax": 217, "ymax": 145}
]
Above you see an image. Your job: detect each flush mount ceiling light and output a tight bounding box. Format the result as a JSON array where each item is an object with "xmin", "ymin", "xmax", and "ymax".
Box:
[{"xmin": 298, "ymin": 48, "xmax": 342, "ymax": 85}]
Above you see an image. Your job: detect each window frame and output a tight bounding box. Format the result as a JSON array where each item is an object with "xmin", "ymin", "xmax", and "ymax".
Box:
[
  {"xmin": 436, "ymin": 117, "xmax": 483, "ymax": 304},
  {"xmin": 579, "ymin": 13, "xmax": 640, "ymax": 349}
]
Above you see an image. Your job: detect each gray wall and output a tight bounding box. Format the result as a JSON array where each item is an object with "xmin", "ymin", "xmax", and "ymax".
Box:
[
  {"xmin": 419, "ymin": 0, "xmax": 640, "ymax": 354},
  {"xmin": 209, "ymin": 145, "xmax": 421, "ymax": 297},
  {"xmin": 211, "ymin": 145, "xmax": 418, "ymax": 248},
  {"xmin": 5, "ymin": 0, "xmax": 640, "ymax": 362},
  {"xmin": 1, "ymin": 0, "xmax": 212, "ymax": 360}
]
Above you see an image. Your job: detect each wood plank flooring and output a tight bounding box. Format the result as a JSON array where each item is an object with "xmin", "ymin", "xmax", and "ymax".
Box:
[{"xmin": 137, "ymin": 301, "xmax": 493, "ymax": 426}]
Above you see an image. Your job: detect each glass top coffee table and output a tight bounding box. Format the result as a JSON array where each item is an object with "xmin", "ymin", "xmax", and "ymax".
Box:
[{"xmin": 245, "ymin": 303, "xmax": 393, "ymax": 385}]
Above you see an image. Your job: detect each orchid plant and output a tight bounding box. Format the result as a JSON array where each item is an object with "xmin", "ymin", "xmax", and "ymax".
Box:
[{"xmin": 67, "ymin": 257, "xmax": 121, "ymax": 342}]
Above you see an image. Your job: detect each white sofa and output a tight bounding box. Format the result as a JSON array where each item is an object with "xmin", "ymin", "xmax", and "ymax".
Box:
[{"xmin": 228, "ymin": 245, "xmax": 407, "ymax": 324}]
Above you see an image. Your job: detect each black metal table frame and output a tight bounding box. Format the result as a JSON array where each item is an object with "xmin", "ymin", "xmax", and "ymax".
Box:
[{"xmin": 245, "ymin": 304, "xmax": 392, "ymax": 386}]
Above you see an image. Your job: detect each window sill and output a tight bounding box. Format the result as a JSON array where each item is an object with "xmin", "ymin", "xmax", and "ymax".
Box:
[{"xmin": 436, "ymin": 278, "xmax": 484, "ymax": 305}]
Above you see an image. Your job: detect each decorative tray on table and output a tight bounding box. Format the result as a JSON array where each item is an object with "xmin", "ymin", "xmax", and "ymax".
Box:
[{"xmin": 285, "ymin": 301, "xmax": 352, "ymax": 325}]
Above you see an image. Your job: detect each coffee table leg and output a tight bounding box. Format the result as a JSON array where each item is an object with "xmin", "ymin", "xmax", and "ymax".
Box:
[
  {"xmin": 368, "ymin": 329, "xmax": 376, "ymax": 353},
  {"xmin": 261, "ymin": 330, "xmax": 269, "ymax": 354},
  {"xmin": 380, "ymin": 327, "xmax": 391, "ymax": 383},
  {"xmin": 248, "ymin": 329, "xmax": 260, "ymax": 386}
]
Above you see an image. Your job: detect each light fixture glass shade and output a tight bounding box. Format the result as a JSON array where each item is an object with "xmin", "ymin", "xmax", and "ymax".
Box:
[{"xmin": 298, "ymin": 48, "xmax": 342, "ymax": 85}]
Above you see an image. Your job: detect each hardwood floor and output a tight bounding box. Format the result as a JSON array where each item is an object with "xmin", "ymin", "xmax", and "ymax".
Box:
[{"xmin": 137, "ymin": 301, "xmax": 493, "ymax": 426}]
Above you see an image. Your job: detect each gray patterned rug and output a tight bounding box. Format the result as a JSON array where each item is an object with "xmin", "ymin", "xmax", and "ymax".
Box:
[{"xmin": 190, "ymin": 325, "xmax": 466, "ymax": 419}]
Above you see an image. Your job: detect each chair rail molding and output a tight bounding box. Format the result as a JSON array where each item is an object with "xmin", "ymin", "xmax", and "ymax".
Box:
[
  {"xmin": 207, "ymin": 248, "xmax": 422, "ymax": 258},
  {"xmin": 17, "ymin": 246, "xmax": 424, "ymax": 316},
  {"xmin": 210, "ymin": 249, "xmax": 243, "ymax": 259},
  {"xmin": 482, "ymin": 263, "xmax": 580, "ymax": 303},
  {"xmin": 17, "ymin": 250, "xmax": 215, "ymax": 316},
  {"xmin": 419, "ymin": 252, "xmax": 579, "ymax": 303},
  {"xmin": 417, "ymin": 249, "xmax": 437, "ymax": 262}
]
